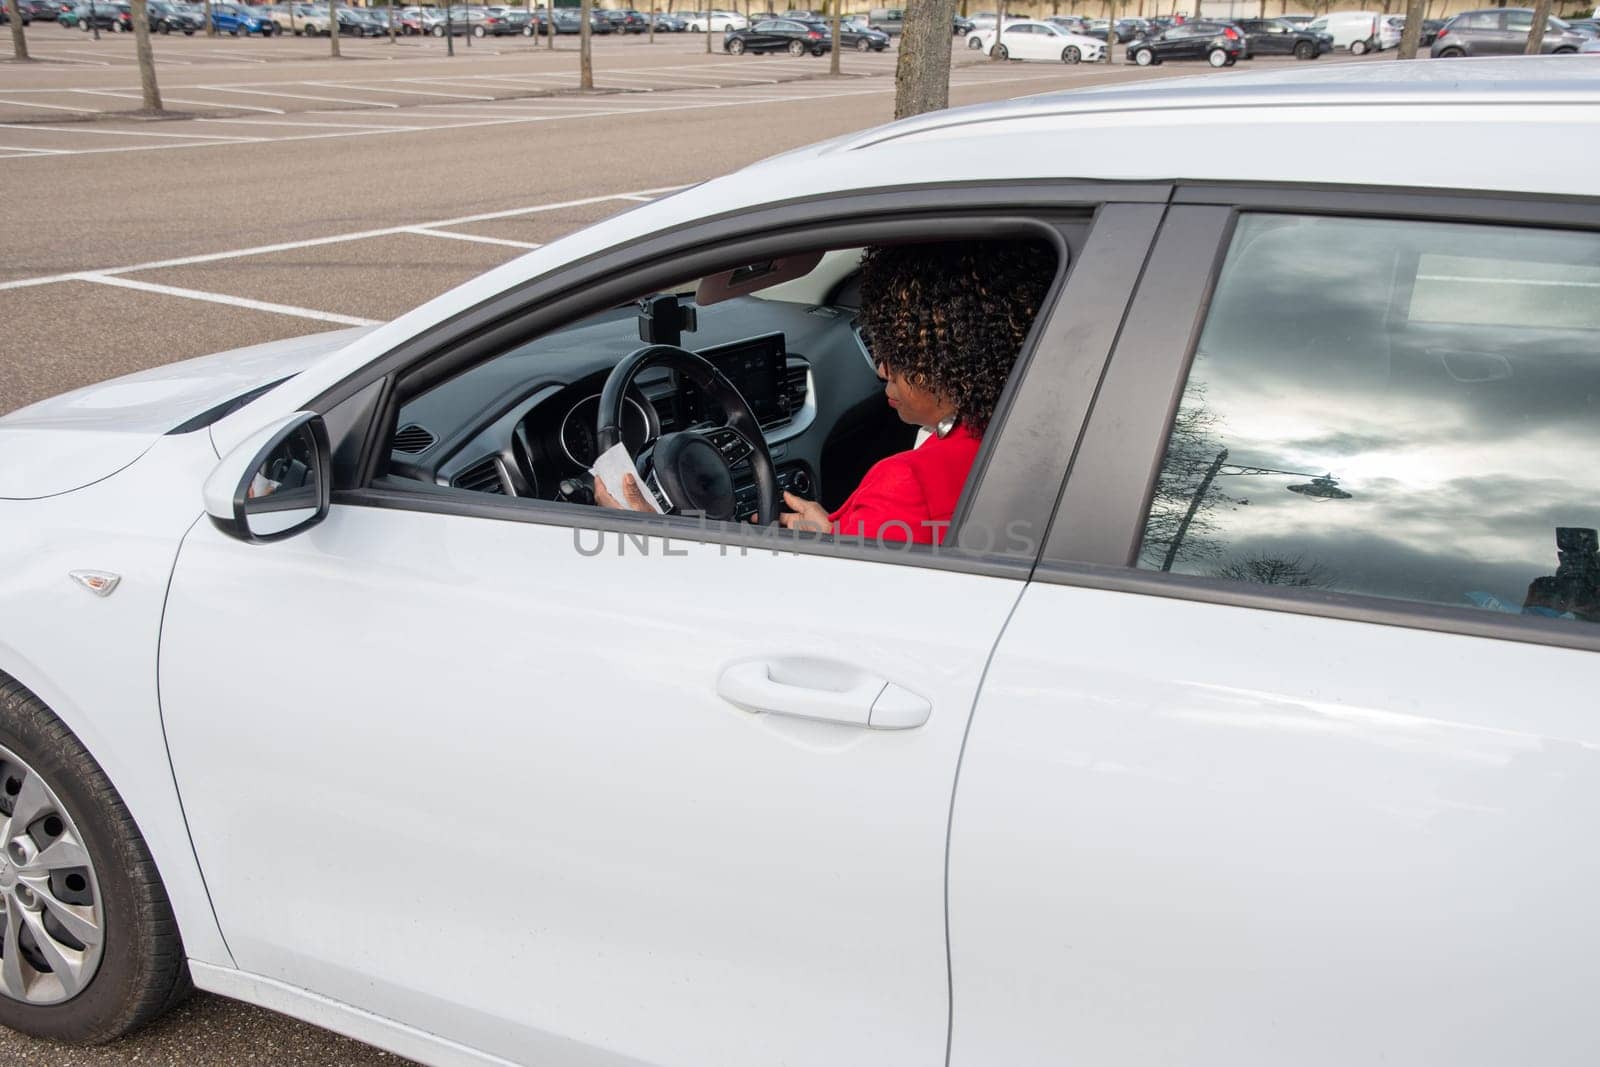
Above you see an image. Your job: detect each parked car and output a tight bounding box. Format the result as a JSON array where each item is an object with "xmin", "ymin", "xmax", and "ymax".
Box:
[
  {"xmin": 968, "ymin": 18, "xmax": 1105, "ymax": 63},
  {"xmin": 1304, "ymin": 10, "xmax": 1386, "ymax": 53},
  {"xmin": 1237, "ymin": 17, "xmax": 1329, "ymax": 59},
  {"xmin": 652, "ymin": 12, "xmax": 687, "ymax": 30},
  {"xmin": 952, "ymin": 12, "xmax": 972, "ymax": 34},
  {"xmin": 18, "ymin": 0, "xmax": 67, "ymax": 21},
  {"xmin": 1431, "ymin": 8, "xmax": 1588, "ymax": 56},
  {"xmin": 69, "ymin": 1, "xmax": 124, "ymax": 29},
  {"xmin": 147, "ymin": 0, "xmax": 201, "ymax": 31},
  {"xmin": 837, "ymin": 18, "xmax": 889, "ymax": 51},
  {"xmin": 686, "ymin": 8, "xmax": 743, "ymax": 31},
  {"xmin": 1, "ymin": 54, "xmax": 1597, "ymax": 1067},
  {"xmin": 724, "ymin": 16, "xmax": 830, "ymax": 54},
  {"xmin": 1125, "ymin": 19, "xmax": 1243, "ymax": 65},
  {"xmin": 293, "ymin": 2, "xmax": 332, "ymax": 33},
  {"xmin": 866, "ymin": 4, "xmax": 900, "ymax": 34},
  {"xmin": 0, "ymin": 0, "xmax": 33, "ymax": 23},
  {"xmin": 1582, "ymin": 33, "xmax": 1600, "ymax": 51},
  {"xmin": 1083, "ymin": 17, "xmax": 1143, "ymax": 42},
  {"xmin": 208, "ymin": 1, "xmax": 274, "ymax": 34}
]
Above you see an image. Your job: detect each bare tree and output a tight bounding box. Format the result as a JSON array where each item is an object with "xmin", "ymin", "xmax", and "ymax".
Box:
[
  {"xmin": 1212, "ymin": 553, "xmax": 1336, "ymax": 588},
  {"xmin": 990, "ymin": 0, "xmax": 1005, "ymax": 58},
  {"xmin": 1525, "ymin": 0, "xmax": 1552, "ymax": 52},
  {"xmin": 1396, "ymin": 0, "xmax": 1424, "ymax": 57},
  {"xmin": 893, "ymin": 0, "xmax": 955, "ymax": 119},
  {"xmin": 829, "ymin": 0, "xmax": 840, "ymax": 73},
  {"xmin": 580, "ymin": 0, "xmax": 593, "ymax": 86},
  {"xmin": 6, "ymin": 0, "xmax": 30, "ymax": 62},
  {"xmin": 328, "ymin": 0, "xmax": 339, "ymax": 55},
  {"xmin": 130, "ymin": 0, "xmax": 162, "ymax": 109}
]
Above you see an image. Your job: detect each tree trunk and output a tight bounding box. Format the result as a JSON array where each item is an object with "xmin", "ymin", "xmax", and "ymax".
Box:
[
  {"xmin": 1396, "ymin": 0, "xmax": 1424, "ymax": 56},
  {"xmin": 894, "ymin": 0, "xmax": 954, "ymax": 119},
  {"xmin": 1525, "ymin": 0, "xmax": 1552, "ymax": 51},
  {"xmin": 705, "ymin": 3, "xmax": 712, "ymax": 50},
  {"xmin": 829, "ymin": 3, "xmax": 840, "ymax": 72},
  {"xmin": 328, "ymin": 0, "xmax": 339, "ymax": 54},
  {"xmin": 648, "ymin": 0, "xmax": 654, "ymax": 41},
  {"xmin": 130, "ymin": 0, "xmax": 162, "ymax": 108},
  {"xmin": 990, "ymin": 0, "xmax": 1005, "ymax": 58},
  {"xmin": 547, "ymin": 1, "xmax": 554, "ymax": 48},
  {"xmin": 580, "ymin": 0, "xmax": 594, "ymax": 87},
  {"xmin": 387, "ymin": 0, "xmax": 396, "ymax": 42},
  {"xmin": 6, "ymin": 1, "xmax": 29, "ymax": 61},
  {"xmin": 203, "ymin": 0, "xmax": 213, "ymax": 35},
  {"xmin": 1103, "ymin": 3, "xmax": 1116, "ymax": 61}
]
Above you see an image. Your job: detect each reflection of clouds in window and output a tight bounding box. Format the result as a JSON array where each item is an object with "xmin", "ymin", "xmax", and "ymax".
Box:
[{"xmin": 1139, "ymin": 214, "xmax": 1600, "ymax": 625}]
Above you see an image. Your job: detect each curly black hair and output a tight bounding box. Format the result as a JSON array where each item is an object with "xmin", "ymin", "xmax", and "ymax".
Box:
[{"xmin": 857, "ymin": 240, "xmax": 1056, "ymax": 437}]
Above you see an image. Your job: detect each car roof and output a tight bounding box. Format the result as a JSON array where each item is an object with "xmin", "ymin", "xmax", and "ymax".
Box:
[{"xmin": 784, "ymin": 57, "xmax": 1600, "ymax": 198}]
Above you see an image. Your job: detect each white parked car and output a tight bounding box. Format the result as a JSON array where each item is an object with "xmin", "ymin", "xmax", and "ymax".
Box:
[
  {"xmin": 686, "ymin": 8, "xmax": 743, "ymax": 31},
  {"xmin": 1306, "ymin": 8, "xmax": 1388, "ymax": 52},
  {"xmin": 966, "ymin": 17, "xmax": 1105, "ymax": 62},
  {"xmin": 2, "ymin": 59, "xmax": 1600, "ymax": 1067}
]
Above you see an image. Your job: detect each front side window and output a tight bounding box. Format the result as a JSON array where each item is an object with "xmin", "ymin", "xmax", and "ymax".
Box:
[{"xmin": 1138, "ymin": 214, "xmax": 1600, "ymax": 626}]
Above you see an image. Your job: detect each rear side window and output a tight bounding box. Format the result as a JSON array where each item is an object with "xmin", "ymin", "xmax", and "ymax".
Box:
[
  {"xmin": 1457, "ymin": 11, "xmax": 1499, "ymax": 29},
  {"xmin": 1137, "ymin": 214, "xmax": 1600, "ymax": 627}
]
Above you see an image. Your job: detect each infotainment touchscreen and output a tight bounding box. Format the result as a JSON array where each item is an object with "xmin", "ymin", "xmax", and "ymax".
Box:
[{"xmin": 687, "ymin": 333, "xmax": 789, "ymax": 426}]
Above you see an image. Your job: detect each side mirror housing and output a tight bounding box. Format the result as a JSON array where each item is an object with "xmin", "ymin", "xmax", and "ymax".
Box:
[{"xmin": 203, "ymin": 411, "xmax": 332, "ymax": 543}]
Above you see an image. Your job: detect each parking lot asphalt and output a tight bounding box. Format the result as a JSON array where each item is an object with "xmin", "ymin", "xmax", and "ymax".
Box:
[{"xmin": 0, "ymin": 31, "xmax": 1379, "ymax": 1062}]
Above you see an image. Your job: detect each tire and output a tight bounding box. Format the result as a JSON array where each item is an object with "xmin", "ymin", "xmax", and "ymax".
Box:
[
  {"xmin": 0, "ymin": 675, "xmax": 191, "ymax": 1043},
  {"xmin": 787, "ymin": 38, "xmax": 803, "ymax": 55},
  {"xmin": 1350, "ymin": 37, "xmax": 1367, "ymax": 55},
  {"xmin": 855, "ymin": 36, "xmax": 869, "ymax": 51},
  {"xmin": 1062, "ymin": 44, "xmax": 1080, "ymax": 63},
  {"xmin": 158, "ymin": 23, "xmax": 169, "ymax": 32},
  {"xmin": 966, "ymin": 35, "xmax": 982, "ymax": 48},
  {"xmin": 521, "ymin": 24, "xmax": 532, "ymax": 35},
  {"xmin": 471, "ymin": 24, "xmax": 484, "ymax": 36},
  {"xmin": 1293, "ymin": 40, "xmax": 1313, "ymax": 59},
  {"xmin": 230, "ymin": 24, "xmax": 242, "ymax": 35},
  {"xmin": 1553, "ymin": 46, "xmax": 1576, "ymax": 53},
  {"xmin": 727, "ymin": 36, "xmax": 743, "ymax": 53},
  {"xmin": 430, "ymin": 23, "xmax": 443, "ymax": 36},
  {"xmin": 993, "ymin": 43, "xmax": 1008, "ymax": 59},
  {"xmin": 1134, "ymin": 46, "xmax": 1154, "ymax": 65},
  {"xmin": 1436, "ymin": 46, "xmax": 1463, "ymax": 57},
  {"xmin": 1207, "ymin": 47, "xmax": 1228, "ymax": 66},
  {"xmin": 183, "ymin": 28, "xmax": 192, "ymax": 34}
]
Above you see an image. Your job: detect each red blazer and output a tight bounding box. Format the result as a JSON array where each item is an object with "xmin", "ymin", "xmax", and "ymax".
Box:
[{"xmin": 829, "ymin": 424, "xmax": 980, "ymax": 545}]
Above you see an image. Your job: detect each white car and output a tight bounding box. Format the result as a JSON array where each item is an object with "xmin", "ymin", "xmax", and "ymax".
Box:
[
  {"xmin": 686, "ymin": 8, "xmax": 743, "ymax": 31},
  {"xmin": 966, "ymin": 18, "xmax": 1104, "ymax": 62},
  {"xmin": 1306, "ymin": 9, "xmax": 1388, "ymax": 52},
  {"xmin": 2, "ymin": 59, "xmax": 1600, "ymax": 1067}
]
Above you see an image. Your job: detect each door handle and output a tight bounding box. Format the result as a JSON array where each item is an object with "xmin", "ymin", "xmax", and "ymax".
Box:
[{"xmin": 716, "ymin": 660, "xmax": 931, "ymax": 730}]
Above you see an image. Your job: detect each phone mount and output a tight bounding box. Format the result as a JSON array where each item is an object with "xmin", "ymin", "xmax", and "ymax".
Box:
[{"xmin": 638, "ymin": 295, "xmax": 698, "ymax": 348}]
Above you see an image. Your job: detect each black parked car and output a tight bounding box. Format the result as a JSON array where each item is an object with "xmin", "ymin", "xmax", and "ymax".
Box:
[
  {"xmin": 952, "ymin": 13, "xmax": 972, "ymax": 34},
  {"xmin": 838, "ymin": 17, "xmax": 889, "ymax": 51},
  {"xmin": 724, "ymin": 16, "xmax": 830, "ymax": 54},
  {"xmin": 147, "ymin": 0, "xmax": 200, "ymax": 31},
  {"xmin": 1238, "ymin": 17, "xmax": 1329, "ymax": 58},
  {"xmin": 0, "ymin": 2, "xmax": 31, "ymax": 24},
  {"xmin": 1125, "ymin": 20, "xmax": 1244, "ymax": 66},
  {"xmin": 19, "ymin": 0, "xmax": 66, "ymax": 21},
  {"xmin": 652, "ymin": 12, "xmax": 686, "ymax": 30}
]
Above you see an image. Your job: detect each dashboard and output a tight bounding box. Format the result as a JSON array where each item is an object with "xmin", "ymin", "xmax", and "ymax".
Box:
[{"xmin": 383, "ymin": 293, "xmax": 884, "ymax": 522}]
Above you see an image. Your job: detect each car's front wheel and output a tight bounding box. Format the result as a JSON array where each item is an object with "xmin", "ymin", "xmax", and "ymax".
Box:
[
  {"xmin": 727, "ymin": 36, "xmax": 743, "ymax": 53},
  {"xmin": 1294, "ymin": 40, "xmax": 1313, "ymax": 59},
  {"xmin": 1062, "ymin": 44, "xmax": 1080, "ymax": 63},
  {"xmin": 855, "ymin": 36, "xmax": 869, "ymax": 51},
  {"xmin": 0, "ymin": 676, "xmax": 189, "ymax": 1043}
]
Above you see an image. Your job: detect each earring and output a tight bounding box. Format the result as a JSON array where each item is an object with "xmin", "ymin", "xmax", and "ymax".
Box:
[{"xmin": 935, "ymin": 415, "xmax": 957, "ymax": 439}]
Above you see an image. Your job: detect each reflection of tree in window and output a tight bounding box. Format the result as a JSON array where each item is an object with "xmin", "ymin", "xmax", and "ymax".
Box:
[
  {"xmin": 1212, "ymin": 553, "xmax": 1335, "ymax": 589},
  {"xmin": 1139, "ymin": 382, "xmax": 1242, "ymax": 570},
  {"xmin": 1523, "ymin": 527, "xmax": 1600, "ymax": 622}
]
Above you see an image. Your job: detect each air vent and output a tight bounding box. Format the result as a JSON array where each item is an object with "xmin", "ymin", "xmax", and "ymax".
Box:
[
  {"xmin": 392, "ymin": 424, "xmax": 436, "ymax": 454},
  {"xmin": 785, "ymin": 363, "xmax": 810, "ymax": 411},
  {"xmin": 451, "ymin": 457, "xmax": 505, "ymax": 495}
]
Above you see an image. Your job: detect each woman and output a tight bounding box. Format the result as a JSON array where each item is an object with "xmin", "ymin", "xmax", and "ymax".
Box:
[{"xmin": 598, "ymin": 240, "xmax": 1055, "ymax": 544}]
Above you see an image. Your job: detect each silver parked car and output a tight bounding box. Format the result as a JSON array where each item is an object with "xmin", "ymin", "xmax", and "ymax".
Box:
[{"xmin": 1431, "ymin": 7, "xmax": 1587, "ymax": 56}]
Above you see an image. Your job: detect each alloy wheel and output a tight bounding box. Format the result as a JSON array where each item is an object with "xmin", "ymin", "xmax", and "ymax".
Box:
[{"xmin": 0, "ymin": 743, "xmax": 104, "ymax": 1006}]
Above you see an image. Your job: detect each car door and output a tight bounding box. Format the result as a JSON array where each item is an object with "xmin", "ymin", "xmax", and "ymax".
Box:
[
  {"xmin": 949, "ymin": 196, "xmax": 1600, "ymax": 1065},
  {"xmin": 158, "ymin": 197, "xmax": 1169, "ymax": 1066}
]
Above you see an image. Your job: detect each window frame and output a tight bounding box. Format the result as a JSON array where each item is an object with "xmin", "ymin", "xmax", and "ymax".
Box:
[
  {"xmin": 1039, "ymin": 181, "xmax": 1600, "ymax": 652},
  {"xmin": 312, "ymin": 182, "xmax": 1173, "ymax": 580}
]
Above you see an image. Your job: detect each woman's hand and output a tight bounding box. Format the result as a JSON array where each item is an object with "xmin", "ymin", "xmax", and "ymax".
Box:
[
  {"xmin": 775, "ymin": 491, "xmax": 832, "ymax": 533},
  {"xmin": 594, "ymin": 473, "xmax": 654, "ymax": 512}
]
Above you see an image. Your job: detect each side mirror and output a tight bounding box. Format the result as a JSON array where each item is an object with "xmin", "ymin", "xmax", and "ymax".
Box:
[{"xmin": 203, "ymin": 411, "xmax": 332, "ymax": 543}]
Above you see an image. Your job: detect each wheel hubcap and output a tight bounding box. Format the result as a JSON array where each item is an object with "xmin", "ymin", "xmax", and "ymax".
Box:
[{"xmin": 0, "ymin": 745, "xmax": 104, "ymax": 1006}]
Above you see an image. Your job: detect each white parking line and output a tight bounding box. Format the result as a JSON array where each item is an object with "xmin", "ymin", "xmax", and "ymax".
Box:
[
  {"xmin": 0, "ymin": 186, "xmax": 687, "ymax": 292},
  {"xmin": 0, "ymin": 122, "xmax": 265, "ymax": 142},
  {"xmin": 313, "ymin": 82, "xmax": 497, "ymax": 100},
  {"xmin": 405, "ymin": 227, "xmax": 543, "ymax": 249},
  {"xmin": 69, "ymin": 87, "xmax": 287, "ymax": 113},
  {"xmin": 0, "ymin": 97, "xmax": 100, "ymax": 113},
  {"xmin": 196, "ymin": 116, "xmax": 426, "ymax": 129},
  {"xmin": 79, "ymin": 273, "xmax": 382, "ymax": 326},
  {"xmin": 0, "ymin": 144, "xmax": 70, "ymax": 154},
  {"xmin": 198, "ymin": 85, "xmax": 400, "ymax": 107}
]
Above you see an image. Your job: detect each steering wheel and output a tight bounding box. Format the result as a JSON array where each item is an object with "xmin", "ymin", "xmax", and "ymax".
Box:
[{"xmin": 598, "ymin": 344, "xmax": 779, "ymax": 525}]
